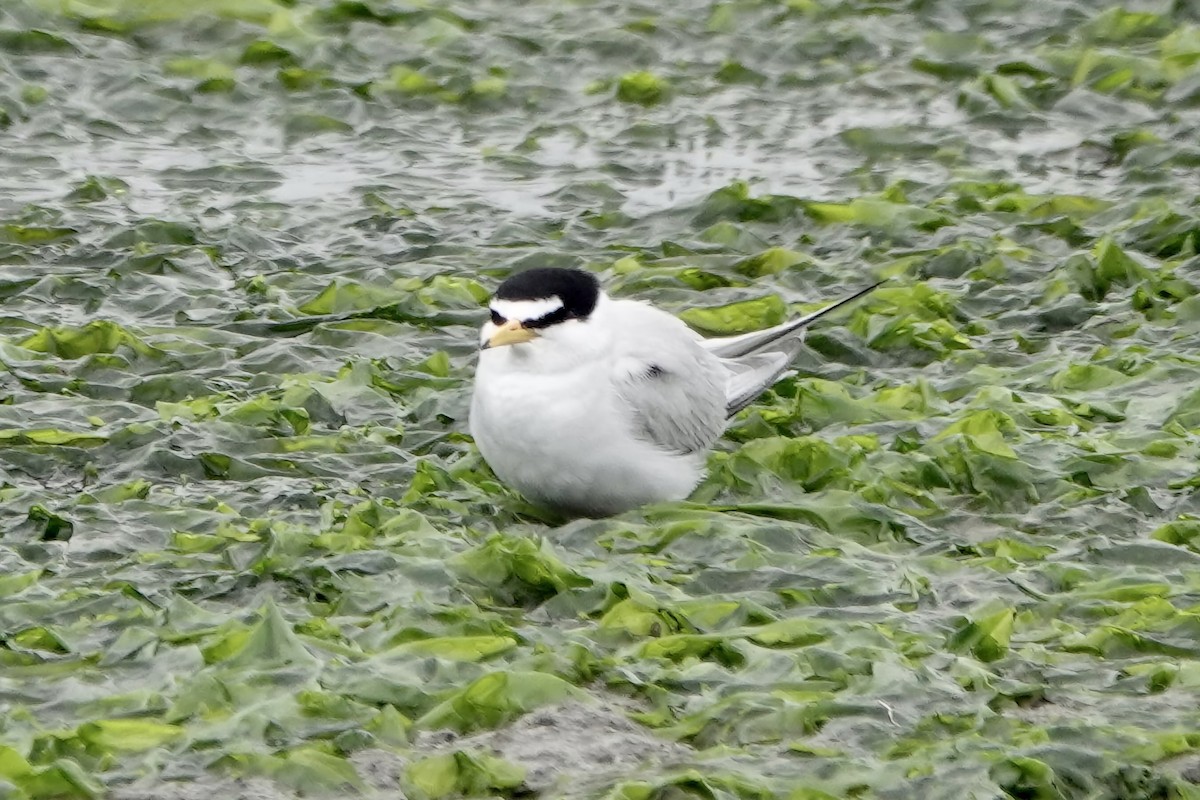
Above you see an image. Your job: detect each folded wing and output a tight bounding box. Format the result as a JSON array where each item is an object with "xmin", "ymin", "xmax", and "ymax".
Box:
[
  {"xmin": 610, "ymin": 302, "xmax": 728, "ymax": 455},
  {"xmin": 711, "ymin": 281, "xmax": 883, "ymax": 417},
  {"xmin": 703, "ymin": 281, "xmax": 884, "ymax": 360}
]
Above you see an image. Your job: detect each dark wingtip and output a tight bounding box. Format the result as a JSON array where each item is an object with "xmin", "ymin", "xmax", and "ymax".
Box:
[{"xmin": 797, "ymin": 277, "xmax": 888, "ymax": 327}]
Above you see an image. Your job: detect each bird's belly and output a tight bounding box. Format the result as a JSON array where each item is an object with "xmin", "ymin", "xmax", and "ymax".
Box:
[{"xmin": 469, "ymin": 369, "xmax": 702, "ymax": 516}]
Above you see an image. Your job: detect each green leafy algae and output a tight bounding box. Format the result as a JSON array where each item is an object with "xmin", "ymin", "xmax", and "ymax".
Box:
[{"xmin": 1, "ymin": 0, "xmax": 1200, "ymax": 797}]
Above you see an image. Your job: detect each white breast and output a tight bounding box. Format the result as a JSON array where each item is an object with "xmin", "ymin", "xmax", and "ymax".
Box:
[{"xmin": 469, "ymin": 350, "xmax": 704, "ymax": 516}]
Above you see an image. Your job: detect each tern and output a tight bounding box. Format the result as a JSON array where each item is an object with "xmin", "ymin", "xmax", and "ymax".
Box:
[{"xmin": 469, "ymin": 268, "xmax": 879, "ymax": 516}]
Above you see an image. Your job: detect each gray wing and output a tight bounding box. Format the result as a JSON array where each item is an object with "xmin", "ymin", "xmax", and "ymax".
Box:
[
  {"xmin": 615, "ymin": 354, "xmax": 727, "ymax": 454},
  {"xmin": 724, "ymin": 350, "xmax": 793, "ymax": 417},
  {"xmin": 707, "ymin": 281, "xmax": 884, "ymax": 416},
  {"xmin": 702, "ymin": 280, "xmax": 884, "ymax": 360},
  {"xmin": 610, "ymin": 281, "xmax": 882, "ymax": 446},
  {"xmin": 611, "ymin": 303, "xmax": 728, "ymax": 455}
]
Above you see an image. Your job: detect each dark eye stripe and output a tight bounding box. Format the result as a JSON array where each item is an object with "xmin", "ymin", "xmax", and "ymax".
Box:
[
  {"xmin": 523, "ymin": 306, "xmax": 572, "ymax": 329},
  {"xmin": 490, "ymin": 309, "xmax": 505, "ymax": 325}
]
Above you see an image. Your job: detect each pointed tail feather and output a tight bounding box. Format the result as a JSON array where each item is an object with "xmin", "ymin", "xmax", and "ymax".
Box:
[
  {"xmin": 703, "ymin": 279, "xmax": 885, "ymax": 360},
  {"xmin": 724, "ymin": 351, "xmax": 794, "ymax": 417}
]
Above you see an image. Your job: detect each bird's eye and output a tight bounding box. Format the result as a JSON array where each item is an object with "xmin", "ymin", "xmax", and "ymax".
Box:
[{"xmin": 490, "ymin": 309, "xmax": 505, "ymax": 325}]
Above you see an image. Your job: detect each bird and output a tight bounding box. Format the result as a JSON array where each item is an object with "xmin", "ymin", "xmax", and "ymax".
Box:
[{"xmin": 469, "ymin": 267, "xmax": 881, "ymax": 517}]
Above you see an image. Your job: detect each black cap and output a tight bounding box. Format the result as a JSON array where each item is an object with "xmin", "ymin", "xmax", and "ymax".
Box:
[{"xmin": 491, "ymin": 268, "xmax": 601, "ymax": 328}]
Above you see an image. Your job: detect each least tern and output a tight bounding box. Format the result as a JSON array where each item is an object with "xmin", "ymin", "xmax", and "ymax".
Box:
[{"xmin": 469, "ymin": 268, "xmax": 880, "ymax": 516}]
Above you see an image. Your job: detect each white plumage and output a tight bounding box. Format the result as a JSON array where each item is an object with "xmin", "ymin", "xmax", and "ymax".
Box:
[{"xmin": 469, "ymin": 270, "xmax": 879, "ymax": 516}]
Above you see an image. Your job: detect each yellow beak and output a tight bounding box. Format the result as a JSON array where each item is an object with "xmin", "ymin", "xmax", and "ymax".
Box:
[{"xmin": 485, "ymin": 319, "xmax": 537, "ymax": 349}]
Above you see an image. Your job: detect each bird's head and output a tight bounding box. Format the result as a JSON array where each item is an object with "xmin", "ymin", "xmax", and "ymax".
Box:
[{"xmin": 480, "ymin": 268, "xmax": 602, "ymax": 353}]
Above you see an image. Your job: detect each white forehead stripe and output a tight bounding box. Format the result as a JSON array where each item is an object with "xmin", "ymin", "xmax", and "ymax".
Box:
[{"xmin": 491, "ymin": 297, "xmax": 564, "ymax": 322}]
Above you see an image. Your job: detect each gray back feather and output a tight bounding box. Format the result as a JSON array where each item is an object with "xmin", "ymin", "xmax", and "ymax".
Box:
[
  {"xmin": 610, "ymin": 302, "xmax": 727, "ymax": 455},
  {"xmin": 609, "ymin": 282, "xmax": 880, "ymax": 448},
  {"xmin": 615, "ymin": 355, "xmax": 726, "ymax": 454}
]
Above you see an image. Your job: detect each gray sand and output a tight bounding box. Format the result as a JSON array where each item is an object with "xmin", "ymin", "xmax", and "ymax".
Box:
[{"xmin": 112, "ymin": 701, "xmax": 690, "ymax": 799}]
